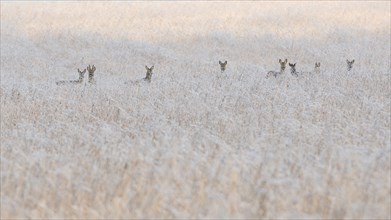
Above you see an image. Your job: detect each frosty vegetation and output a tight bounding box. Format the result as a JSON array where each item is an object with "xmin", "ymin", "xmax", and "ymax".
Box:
[{"xmin": 1, "ymin": 2, "xmax": 390, "ymax": 219}]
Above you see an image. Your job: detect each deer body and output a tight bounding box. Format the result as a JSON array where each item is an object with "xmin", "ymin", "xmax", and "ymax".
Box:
[
  {"xmin": 56, "ymin": 69, "xmax": 86, "ymax": 85},
  {"xmin": 266, "ymin": 59, "xmax": 287, "ymax": 78}
]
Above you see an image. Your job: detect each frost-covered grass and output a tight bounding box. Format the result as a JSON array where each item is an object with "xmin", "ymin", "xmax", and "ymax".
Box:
[{"xmin": 1, "ymin": 2, "xmax": 390, "ymax": 219}]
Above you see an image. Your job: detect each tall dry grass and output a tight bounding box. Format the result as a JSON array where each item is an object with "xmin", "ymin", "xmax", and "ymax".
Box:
[{"xmin": 1, "ymin": 2, "xmax": 390, "ymax": 219}]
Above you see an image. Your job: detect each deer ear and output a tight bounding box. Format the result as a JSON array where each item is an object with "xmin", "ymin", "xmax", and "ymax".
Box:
[
  {"xmin": 145, "ymin": 65, "xmax": 149, "ymax": 70},
  {"xmin": 224, "ymin": 61, "xmax": 227, "ymax": 64},
  {"xmin": 352, "ymin": 59, "xmax": 355, "ymax": 63},
  {"xmin": 294, "ymin": 63, "xmax": 296, "ymax": 66},
  {"xmin": 82, "ymin": 69, "xmax": 86, "ymax": 73},
  {"xmin": 279, "ymin": 59, "xmax": 282, "ymax": 63},
  {"xmin": 219, "ymin": 61, "xmax": 222, "ymax": 65}
]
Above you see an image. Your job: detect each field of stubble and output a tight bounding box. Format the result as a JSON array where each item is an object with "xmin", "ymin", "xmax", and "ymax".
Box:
[{"xmin": 1, "ymin": 2, "xmax": 390, "ymax": 219}]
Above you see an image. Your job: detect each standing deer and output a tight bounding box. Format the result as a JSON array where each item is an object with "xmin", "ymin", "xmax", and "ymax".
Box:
[
  {"xmin": 346, "ymin": 59, "xmax": 355, "ymax": 71},
  {"xmin": 266, "ymin": 59, "xmax": 287, "ymax": 78},
  {"xmin": 87, "ymin": 64, "xmax": 96, "ymax": 84},
  {"xmin": 56, "ymin": 68, "xmax": 86, "ymax": 85}
]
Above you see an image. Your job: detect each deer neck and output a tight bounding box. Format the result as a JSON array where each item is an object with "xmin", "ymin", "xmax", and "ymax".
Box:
[
  {"xmin": 145, "ymin": 72, "xmax": 152, "ymax": 82},
  {"xmin": 88, "ymin": 73, "xmax": 94, "ymax": 83},
  {"xmin": 220, "ymin": 66, "xmax": 226, "ymax": 72},
  {"xmin": 290, "ymin": 67, "xmax": 296, "ymax": 75}
]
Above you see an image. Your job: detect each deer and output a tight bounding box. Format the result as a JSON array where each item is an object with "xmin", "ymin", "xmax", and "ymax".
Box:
[
  {"xmin": 219, "ymin": 60, "xmax": 227, "ymax": 73},
  {"xmin": 288, "ymin": 63, "xmax": 299, "ymax": 77},
  {"xmin": 266, "ymin": 59, "xmax": 287, "ymax": 78},
  {"xmin": 218, "ymin": 60, "xmax": 229, "ymax": 78},
  {"xmin": 87, "ymin": 64, "xmax": 96, "ymax": 84},
  {"xmin": 314, "ymin": 62, "xmax": 321, "ymax": 74},
  {"xmin": 144, "ymin": 65, "xmax": 154, "ymax": 83},
  {"xmin": 346, "ymin": 59, "xmax": 355, "ymax": 71},
  {"xmin": 125, "ymin": 65, "xmax": 154, "ymax": 85},
  {"xmin": 56, "ymin": 68, "xmax": 86, "ymax": 85}
]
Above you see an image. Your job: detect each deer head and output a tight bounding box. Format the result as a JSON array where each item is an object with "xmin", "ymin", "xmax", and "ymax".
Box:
[
  {"xmin": 87, "ymin": 65, "xmax": 96, "ymax": 83},
  {"xmin": 219, "ymin": 60, "xmax": 227, "ymax": 72},
  {"xmin": 77, "ymin": 68, "xmax": 86, "ymax": 81},
  {"xmin": 346, "ymin": 59, "xmax": 355, "ymax": 71},
  {"xmin": 145, "ymin": 65, "xmax": 154, "ymax": 82},
  {"xmin": 279, "ymin": 58, "xmax": 288, "ymax": 72},
  {"xmin": 288, "ymin": 62, "xmax": 298, "ymax": 77}
]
